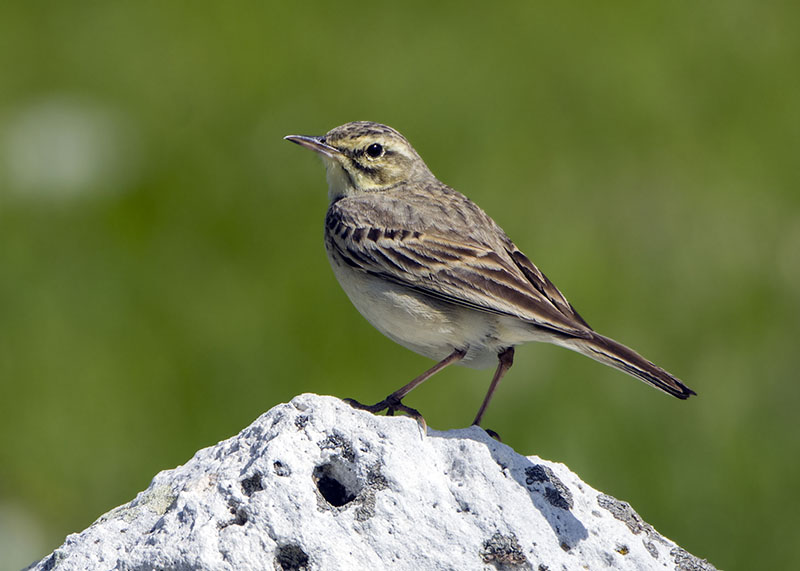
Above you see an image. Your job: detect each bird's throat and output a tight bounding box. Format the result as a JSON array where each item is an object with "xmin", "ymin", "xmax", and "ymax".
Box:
[{"xmin": 325, "ymin": 161, "xmax": 357, "ymax": 202}]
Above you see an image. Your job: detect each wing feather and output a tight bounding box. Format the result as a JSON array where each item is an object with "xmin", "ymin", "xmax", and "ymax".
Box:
[{"xmin": 326, "ymin": 202, "xmax": 592, "ymax": 338}]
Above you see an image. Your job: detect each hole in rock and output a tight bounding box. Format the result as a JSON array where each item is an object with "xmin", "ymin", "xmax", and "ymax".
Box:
[
  {"xmin": 232, "ymin": 507, "xmax": 248, "ymax": 526},
  {"xmin": 240, "ymin": 473, "xmax": 263, "ymax": 496},
  {"xmin": 480, "ymin": 532, "xmax": 527, "ymax": 567},
  {"xmin": 313, "ymin": 459, "xmax": 362, "ymax": 507},
  {"xmin": 275, "ymin": 543, "xmax": 310, "ymax": 571},
  {"xmin": 273, "ymin": 460, "xmax": 291, "ymax": 477}
]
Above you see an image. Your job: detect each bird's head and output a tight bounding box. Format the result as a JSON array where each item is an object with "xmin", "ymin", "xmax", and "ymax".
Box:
[{"xmin": 285, "ymin": 121, "xmax": 433, "ymax": 200}]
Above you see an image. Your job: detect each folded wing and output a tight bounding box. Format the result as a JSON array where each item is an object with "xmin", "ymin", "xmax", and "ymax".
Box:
[{"xmin": 325, "ymin": 202, "xmax": 592, "ymax": 339}]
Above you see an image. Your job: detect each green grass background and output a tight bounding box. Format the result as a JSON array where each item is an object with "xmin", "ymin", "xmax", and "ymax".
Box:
[{"xmin": 1, "ymin": 2, "xmax": 798, "ymax": 569}]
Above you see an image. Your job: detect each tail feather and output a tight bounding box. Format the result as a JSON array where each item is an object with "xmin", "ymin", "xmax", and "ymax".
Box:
[{"xmin": 566, "ymin": 332, "xmax": 696, "ymax": 399}]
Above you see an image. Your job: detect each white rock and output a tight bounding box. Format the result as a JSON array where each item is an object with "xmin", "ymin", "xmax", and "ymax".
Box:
[{"xmin": 28, "ymin": 394, "xmax": 716, "ymax": 570}]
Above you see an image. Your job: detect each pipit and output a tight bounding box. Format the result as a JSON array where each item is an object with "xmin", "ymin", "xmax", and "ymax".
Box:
[{"xmin": 285, "ymin": 121, "xmax": 695, "ymax": 427}]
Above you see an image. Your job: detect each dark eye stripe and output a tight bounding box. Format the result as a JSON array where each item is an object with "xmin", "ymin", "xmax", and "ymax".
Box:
[{"xmin": 349, "ymin": 159, "xmax": 378, "ymax": 174}]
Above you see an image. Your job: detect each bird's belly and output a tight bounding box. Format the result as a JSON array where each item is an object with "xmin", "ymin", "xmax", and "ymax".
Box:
[{"xmin": 329, "ymin": 262, "xmax": 508, "ymax": 368}]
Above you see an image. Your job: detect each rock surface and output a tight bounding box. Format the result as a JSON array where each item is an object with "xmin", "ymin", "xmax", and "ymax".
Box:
[{"xmin": 29, "ymin": 394, "xmax": 716, "ymax": 570}]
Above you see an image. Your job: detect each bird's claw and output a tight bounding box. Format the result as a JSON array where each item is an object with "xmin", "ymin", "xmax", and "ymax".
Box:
[
  {"xmin": 484, "ymin": 428, "xmax": 502, "ymax": 442},
  {"xmin": 343, "ymin": 396, "xmax": 428, "ymax": 431}
]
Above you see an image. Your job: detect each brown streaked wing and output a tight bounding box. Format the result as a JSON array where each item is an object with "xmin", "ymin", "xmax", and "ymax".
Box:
[
  {"xmin": 326, "ymin": 209, "xmax": 592, "ymax": 338},
  {"xmin": 507, "ymin": 247, "xmax": 592, "ymax": 329}
]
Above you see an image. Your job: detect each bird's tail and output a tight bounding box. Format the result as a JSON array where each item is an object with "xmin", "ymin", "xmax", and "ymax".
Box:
[{"xmin": 562, "ymin": 332, "xmax": 696, "ymax": 399}]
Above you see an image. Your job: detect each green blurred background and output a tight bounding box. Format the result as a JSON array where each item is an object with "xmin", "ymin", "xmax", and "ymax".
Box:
[{"xmin": 1, "ymin": 1, "xmax": 798, "ymax": 569}]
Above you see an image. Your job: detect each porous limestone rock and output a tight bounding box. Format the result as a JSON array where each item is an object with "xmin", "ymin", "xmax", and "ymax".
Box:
[{"xmin": 29, "ymin": 394, "xmax": 716, "ymax": 570}]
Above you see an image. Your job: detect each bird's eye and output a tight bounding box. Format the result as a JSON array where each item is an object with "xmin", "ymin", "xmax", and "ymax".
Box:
[{"xmin": 366, "ymin": 143, "xmax": 383, "ymax": 158}]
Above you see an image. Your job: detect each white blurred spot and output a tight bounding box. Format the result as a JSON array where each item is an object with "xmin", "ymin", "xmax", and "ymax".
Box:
[
  {"xmin": 0, "ymin": 501, "xmax": 48, "ymax": 571},
  {"xmin": 1, "ymin": 96, "xmax": 139, "ymax": 200}
]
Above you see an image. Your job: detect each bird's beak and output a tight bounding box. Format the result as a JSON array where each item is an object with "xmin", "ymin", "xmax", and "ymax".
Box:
[{"xmin": 284, "ymin": 135, "xmax": 343, "ymax": 159}]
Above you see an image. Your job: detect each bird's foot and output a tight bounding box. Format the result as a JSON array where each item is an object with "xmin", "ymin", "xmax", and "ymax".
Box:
[
  {"xmin": 484, "ymin": 428, "xmax": 502, "ymax": 442},
  {"xmin": 471, "ymin": 423, "xmax": 502, "ymax": 442},
  {"xmin": 343, "ymin": 396, "xmax": 427, "ymax": 430}
]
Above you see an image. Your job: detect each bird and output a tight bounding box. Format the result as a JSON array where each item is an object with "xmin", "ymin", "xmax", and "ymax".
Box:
[{"xmin": 284, "ymin": 121, "xmax": 695, "ymax": 427}]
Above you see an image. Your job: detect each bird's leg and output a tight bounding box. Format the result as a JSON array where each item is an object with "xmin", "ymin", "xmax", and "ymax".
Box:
[
  {"xmin": 472, "ymin": 347, "xmax": 515, "ymax": 428},
  {"xmin": 345, "ymin": 348, "xmax": 467, "ymax": 422}
]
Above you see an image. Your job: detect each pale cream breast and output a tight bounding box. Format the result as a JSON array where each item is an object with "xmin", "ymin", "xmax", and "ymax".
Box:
[{"xmin": 327, "ymin": 251, "xmax": 512, "ymax": 369}]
